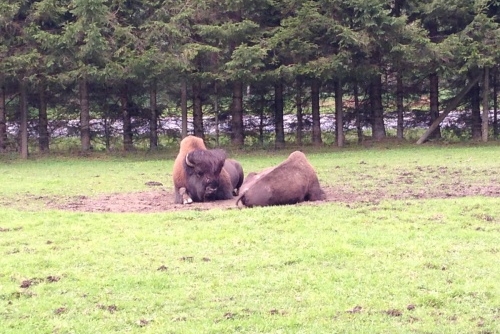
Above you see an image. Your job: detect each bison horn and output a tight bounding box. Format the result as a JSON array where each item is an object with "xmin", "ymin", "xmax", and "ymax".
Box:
[{"xmin": 185, "ymin": 153, "xmax": 195, "ymax": 167}]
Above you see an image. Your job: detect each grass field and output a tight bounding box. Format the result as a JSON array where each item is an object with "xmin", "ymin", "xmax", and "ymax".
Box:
[{"xmin": 1, "ymin": 144, "xmax": 499, "ymax": 333}]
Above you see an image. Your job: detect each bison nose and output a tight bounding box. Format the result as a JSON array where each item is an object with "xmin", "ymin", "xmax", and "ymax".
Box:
[{"xmin": 206, "ymin": 176, "xmax": 218, "ymax": 185}]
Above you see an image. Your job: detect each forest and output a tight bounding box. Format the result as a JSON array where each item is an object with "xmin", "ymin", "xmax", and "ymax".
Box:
[{"xmin": 2, "ymin": 0, "xmax": 500, "ymax": 157}]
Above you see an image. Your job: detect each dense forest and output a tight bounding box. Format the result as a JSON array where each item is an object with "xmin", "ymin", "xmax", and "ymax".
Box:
[{"xmin": 1, "ymin": 0, "xmax": 500, "ymax": 156}]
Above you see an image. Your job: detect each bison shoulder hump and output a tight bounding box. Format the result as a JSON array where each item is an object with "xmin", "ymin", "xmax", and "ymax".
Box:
[{"xmin": 179, "ymin": 135, "xmax": 207, "ymax": 152}]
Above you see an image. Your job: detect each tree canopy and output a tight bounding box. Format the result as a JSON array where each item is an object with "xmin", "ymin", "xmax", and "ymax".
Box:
[{"xmin": 1, "ymin": 0, "xmax": 500, "ymax": 154}]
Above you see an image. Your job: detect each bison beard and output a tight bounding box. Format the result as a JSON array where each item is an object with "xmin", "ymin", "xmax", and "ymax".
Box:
[
  {"xmin": 236, "ymin": 151, "xmax": 325, "ymax": 208},
  {"xmin": 173, "ymin": 136, "xmax": 234, "ymax": 204}
]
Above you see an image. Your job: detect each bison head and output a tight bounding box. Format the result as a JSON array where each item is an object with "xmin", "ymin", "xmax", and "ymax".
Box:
[{"xmin": 183, "ymin": 148, "xmax": 227, "ymax": 202}]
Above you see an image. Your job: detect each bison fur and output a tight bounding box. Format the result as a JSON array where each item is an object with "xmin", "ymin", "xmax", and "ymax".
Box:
[
  {"xmin": 236, "ymin": 151, "xmax": 325, "ymax": 208},
  {"xmin": 173, "ymin": 135, "xmax": 234, "ymax": 204},
  {"xmin": 223, "ymin": 159, "xmax": 244, "ymax": 196}
]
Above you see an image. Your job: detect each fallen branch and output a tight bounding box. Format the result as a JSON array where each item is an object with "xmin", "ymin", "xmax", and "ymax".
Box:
[{"xmin": 416, "ymin": 73, "xmax": 482, "ymax": 144}]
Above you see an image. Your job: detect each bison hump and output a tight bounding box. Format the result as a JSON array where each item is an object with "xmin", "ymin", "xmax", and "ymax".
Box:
[{"xmin": 179, "ymin": 135, "xmax": 207, "ymax": 151}]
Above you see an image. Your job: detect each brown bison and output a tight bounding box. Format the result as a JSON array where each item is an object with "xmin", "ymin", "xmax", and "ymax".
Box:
[
  {"xmin": 236, "ymin": 151, "xmax": 325, "ymax": 208},
  {"xmin": 173, "ymin": 136, "xmax": 234, "ymax": 204},
  {"xmin": 223, "ymin": 159, "xmax": 244, "ymax": 196}
]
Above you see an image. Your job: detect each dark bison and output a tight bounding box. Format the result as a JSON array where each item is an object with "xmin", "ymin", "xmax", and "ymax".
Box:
[
  {"xmin": 236, "ymin": 151, "xmax": 325, "ymax": 208},
  {"xmin": 223, "ymin": 159, "xmax": 244, "ymax": 196},
  {"xmin": 173, "ymin": 136, "xmax": 234, "ymax": 204}
]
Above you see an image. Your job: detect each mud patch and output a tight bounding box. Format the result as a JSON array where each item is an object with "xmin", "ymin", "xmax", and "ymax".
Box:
[
  {"xmin": 58, "ymin": 189, "xmax": 176, "ymax": 213},
  {"xmin": 45, "ymin": 187, "xmax": 370, "ymax": 213},
  {"xmin": 14, "ymin": 165, "xmax": 500, "ymax": 213},
  {"xmin": 42, "ymin": 181, "xmax": 500, "ymax": 213}
]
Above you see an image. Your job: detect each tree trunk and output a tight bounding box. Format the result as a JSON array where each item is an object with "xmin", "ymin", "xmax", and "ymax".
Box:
[
  {"xmin": 392, "ymin": 0, "xmax": 403, "ymax": 21},
  {"xmin": 494, "ymin": 70, "xmax": 498, "ymax": 139},
  {"xmin": 482, "ymin": 67, "xmax": 489, "ymax": 142},
  {"xmin": 369, "ymin": 75, "xmax": 386, "ymax": 140},
  {"xmin": 429, "ymin": 72, "xmax": 441, "ymax": 139},
  {"xmin": 192, "ymin": 81, "xmax": 204, "ymax": 139},
  {"xmin": 417, "ymin": 74, "xmax": 481, "ymax": 144},
  {"xmin": 0, "ymin": 80, "xmax": 7, "ymax": 152},
  {"xmin": 121, "ymin": 85, "xmax": 133, "ymax": 151},
  {"xmin": 334, "ymin": 79, "xmax": 344, "ymax": 147},
  {"xmin": 394, "ymin": 0, "xmax": 404, "ymax": 140},
  {"xmin": 19, "ymin": 79, "xmax": 28, "ymax": 159},
  {"xmin": 181, "ymin": 79, "xmax": 188, "ymax": 138},
  {"xmin": 149, "ymin": 82, "xmax": 158, "ymax": 150},
  {"xmin": 214, "ymin": 83, "xmax": 220, "ymax": 146},
  {"xmin": 259, "ymin": 94, "xmax": 265, "ymax": 145},
  {"xmin": 104, "ymin": 117, "xmax": 110, "ymax": 150},
  {"xmin": 470, "ymin": 81, "xmax": 482, "ymax": 140},
  {"xmin": 427, "ymin": 22, "xmax": 441, "ymax": 140},
  {"xmin": 38, "ymin": 80, "xmax": 49, "ymax": 152},
  {"xmin": 295, "ymin": 78, "xmax": 303, "ymax": 145},
  {"xmin": 79, "ymin": 77, "xmax": 91, "ymax": 151},
  {"xmin": 231, "ymin": 81, "xmax": 244, "ymax": 146},
  {"xmin": 354, "ymin": 82, "xmax": 363, "ymax": 144},
  {"xmin": 311, "ymin": 78, "xmax": 323, "ymax": 145},
  {"xmin": 274, "ymin": 81, "xmax": 285, "ymax": 149},
  {"xmin": 396, "ymin": 72, "xmax": 404, "ymax": 140}
]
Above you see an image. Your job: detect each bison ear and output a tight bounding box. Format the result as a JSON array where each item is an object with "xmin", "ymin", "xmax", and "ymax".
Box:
[
  {"xmin": 185, "ymin": 153, "xmax": 195, "ymax": 167},
  {"xmin": 212, "ymin": 149, "xmax": 227, "ymax": 161},
  {"xmin": 212, "ymin": 149, "xmax": 227, "ymax": 171}
]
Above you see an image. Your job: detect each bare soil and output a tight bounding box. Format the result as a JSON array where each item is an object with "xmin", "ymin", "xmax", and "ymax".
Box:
[{"xmin": 46, "ymin": 180, "xmax": 500, "ymax": 213}]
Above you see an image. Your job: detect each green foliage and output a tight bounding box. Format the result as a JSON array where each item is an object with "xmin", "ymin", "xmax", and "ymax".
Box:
[
  {"xmin": 459, "ymin": 12, "xmax": 500, "ymax": 69},
  {"xmin": 3, "ymin": 0, "xmax": 500, "ymax": 153},
  {"xmin": 2, "ymin": 0, "xmax": 500, "ymax": 86},
  {"xmin": 225, "ymin": 44, "xmax": 268, "ymax": 81}
]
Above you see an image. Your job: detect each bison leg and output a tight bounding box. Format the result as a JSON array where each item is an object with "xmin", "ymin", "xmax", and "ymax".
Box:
[{"xmin": 178, "ymin": 187, "xmax": 193, "ymax": 204}]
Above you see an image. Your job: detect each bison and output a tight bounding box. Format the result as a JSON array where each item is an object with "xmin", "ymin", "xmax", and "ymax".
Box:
[
  {"xmin": 223, "ymin": 159, "xmax": 244, "ymax": 196},
  {"xmin": 173, "ymin": 135, "xmax": 234, "ymax": 204},
  {"xmin": 236, "ymin": 151, "xmax": 325, "ymax": 208}
]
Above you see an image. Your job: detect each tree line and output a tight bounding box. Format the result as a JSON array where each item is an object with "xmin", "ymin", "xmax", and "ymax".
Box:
[{"xmin": 1, "ymin": 0, "xmax": 500, "ymax": 157}]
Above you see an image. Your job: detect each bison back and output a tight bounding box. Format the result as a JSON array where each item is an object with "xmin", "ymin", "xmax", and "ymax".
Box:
[
  {"xmin": 237, "ymin": 167, "xmax": 310, "ymax": 207},
  {"xmin": 237, "ymin": 151, "xmax": 324, "ymax": 207}
]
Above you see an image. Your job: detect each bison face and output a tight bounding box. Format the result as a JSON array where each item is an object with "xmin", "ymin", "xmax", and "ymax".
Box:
[{"xmin": 184, "ymin": 149, "xmax": 226, "ymax": 202}]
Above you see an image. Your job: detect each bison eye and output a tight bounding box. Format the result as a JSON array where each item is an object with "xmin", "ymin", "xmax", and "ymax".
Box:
[{"xmin": 196, "ymin": 171, "xmax": 203, "ymax": 177}]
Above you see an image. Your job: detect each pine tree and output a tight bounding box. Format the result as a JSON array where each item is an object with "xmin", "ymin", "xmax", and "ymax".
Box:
[
  {"xmin": 0, "ymin": 74, "xmax": 7, "ymax": 152},
  {"xmin": 50, "ymin": 0, "xmax": 102, "ymax": 150},
  {"xmin": 0, "ymin": 0, "xmax": 41, "ymax": 157}
]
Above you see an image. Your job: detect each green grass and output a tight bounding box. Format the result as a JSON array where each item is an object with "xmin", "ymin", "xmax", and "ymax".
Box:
[{"xmin": 1, "ymin": 144, "xmax": 500, "ymax": 333}]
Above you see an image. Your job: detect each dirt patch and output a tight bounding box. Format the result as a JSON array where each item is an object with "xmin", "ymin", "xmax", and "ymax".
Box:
[
  {"xmin": 9, "ymin": 165, "xmax": 499, "ymax": 213},
  {"xmin": 50, "ymin": 188, "xmax": 240, "ymax": 213},
  {"xmin": 44, "ymin": 181, "xmax": 500, "ymax": 213}
]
